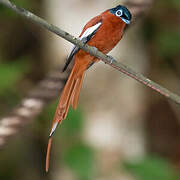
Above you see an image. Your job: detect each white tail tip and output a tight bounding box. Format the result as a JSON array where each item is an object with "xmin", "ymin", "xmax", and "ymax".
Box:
[{"xmin": 49, "ymin": 122, "xmax": 58, "ymax": 137}]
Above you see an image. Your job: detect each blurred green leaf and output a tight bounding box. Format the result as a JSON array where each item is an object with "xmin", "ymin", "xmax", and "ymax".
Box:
[
  {"xmin": 142, "ymin": 19, "xmax": 157, "ymax": 41},
  {"xmin": 0, "ymin": 0, "xmax": 31, "ymax": 17},
  {"xmin": 157, "ymin": 0, "xmax": 180, "ymax": 10},
  {"xmin": 167, "ymin": 0, "xmax": 180, "ymax": 8},
  {"xmin": 0, "ymin": 59, "xmax": 29, "ymax": 95},
  {"xmin": 123, "ymin": 156, "xmax": 180, "ymax": 180},
  {"xmin": 62, "ymin": 106, "xmax": 83, "ymax": 136},
  {"xmin": 156, "ymin": 31, "xmax": 180, "ymax": 58},
  {"xmin": 63, "ymin": 143, "xmax": 95, "ymax": 180},
  {"xmin": 0, "ymin": 5, "xmax": 18, "ymax": 17},
  {"xmin": 12, "ymin": 0, "xmax": 30, "ymax": 7}
]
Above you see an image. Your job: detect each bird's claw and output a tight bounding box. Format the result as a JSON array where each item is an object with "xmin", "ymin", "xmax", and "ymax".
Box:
[{"xmin": 92, "ymin": 46, "xmax": 98, "ymax": 54}]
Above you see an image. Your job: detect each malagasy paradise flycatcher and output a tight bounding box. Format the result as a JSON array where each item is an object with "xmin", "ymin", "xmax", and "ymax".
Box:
[{"xmin": 46, "ymin": 5, "xmax": 132, "ymax": 172}]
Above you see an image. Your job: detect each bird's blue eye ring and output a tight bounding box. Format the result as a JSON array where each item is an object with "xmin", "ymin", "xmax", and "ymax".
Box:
[{"xmin": 115, "ymin": 9, "xmax": 123, "ymax": 17}]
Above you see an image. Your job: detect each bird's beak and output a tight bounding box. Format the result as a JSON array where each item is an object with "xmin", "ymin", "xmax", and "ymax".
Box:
[{"xmin": 121, "ymin": 17, "xmax": 130, "ymax": 24}]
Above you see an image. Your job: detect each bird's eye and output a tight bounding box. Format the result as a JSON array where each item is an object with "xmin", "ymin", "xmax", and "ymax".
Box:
[{"xmin": 115, "ymin": 9, "xmax": 123, "ymax": 17}]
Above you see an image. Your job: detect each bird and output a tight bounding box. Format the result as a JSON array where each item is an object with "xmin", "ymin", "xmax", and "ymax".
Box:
[{"xmin": 46, "ymin": 4, "xmax": 132, "ymax": 172}]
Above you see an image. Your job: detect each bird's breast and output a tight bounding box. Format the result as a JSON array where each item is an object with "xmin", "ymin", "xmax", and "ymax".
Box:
[
  {"xmin": 88, "ymin": 14, "xmax": 126, "ymax": 54},
  {"xmin": 75, "ymin": 12, "xmax": 126, "ymax": 64}
]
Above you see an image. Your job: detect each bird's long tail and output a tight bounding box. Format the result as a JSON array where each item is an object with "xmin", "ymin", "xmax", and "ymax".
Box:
[{"xmin": 46, "ymin": 62, "xmax": 85, "ymax": 172}]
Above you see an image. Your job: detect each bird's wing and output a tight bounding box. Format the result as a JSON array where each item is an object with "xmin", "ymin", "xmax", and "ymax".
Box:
[
  {"xmin": 62, "ymin": 16, "xmax": 102, "ymax": 72},
  {"xmin": 62, "ymin": 46, "xmax": 79, "ymax": 72}
]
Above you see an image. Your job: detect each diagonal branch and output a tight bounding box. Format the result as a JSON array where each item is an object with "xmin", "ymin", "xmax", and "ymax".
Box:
[{"xmin": 0, "ymin": 0, "xmax": 179, "ymax": 148}]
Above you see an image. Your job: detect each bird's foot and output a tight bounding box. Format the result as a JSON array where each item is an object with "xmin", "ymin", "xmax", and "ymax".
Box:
[
  {"xmin": 92, "ymin": 46, "xmax": 98, "ymax": 54},
  {"xmin": 107, "ymin": 55, "xmax": 115, "ymax": 64}
]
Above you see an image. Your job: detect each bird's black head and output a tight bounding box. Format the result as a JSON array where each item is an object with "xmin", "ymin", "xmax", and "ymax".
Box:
[{"xmin": 109, "ymin": 5, "xmax": 132, "ymax": 24}]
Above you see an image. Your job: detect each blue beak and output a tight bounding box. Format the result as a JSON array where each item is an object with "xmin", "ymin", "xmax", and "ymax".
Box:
[{"xmin": 121, "ymin": 17, "xmax": 130, "ymax": 24}]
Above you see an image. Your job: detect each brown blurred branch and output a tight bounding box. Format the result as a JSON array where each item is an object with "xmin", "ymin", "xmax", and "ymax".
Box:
[
  {"xmin": 0, "ymin": 69, "xmax": 68, "ymax": 148},
  {"xmin": 1, "ymin": 0, "xmax": 179, "ymax": 148}
]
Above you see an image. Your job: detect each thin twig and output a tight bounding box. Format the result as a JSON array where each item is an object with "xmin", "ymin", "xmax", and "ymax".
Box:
[{"xmin": 0, "ymin": 0, "xmax": 179, "ymax": 148}]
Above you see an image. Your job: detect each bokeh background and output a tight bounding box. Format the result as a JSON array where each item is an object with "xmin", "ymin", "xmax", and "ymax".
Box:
[{"xmin": 0, "ymin": 0, "xmax": 180, "ymax": 179}]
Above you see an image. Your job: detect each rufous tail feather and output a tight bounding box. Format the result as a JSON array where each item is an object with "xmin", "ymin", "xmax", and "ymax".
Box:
[
  {"xmin": 46, "ymin": 137, "xmax": 52, "ymax": 172},
  {"xmin": 46, "ymin": 63, "xmax": 85, "ymax": 172},
  {"xmin": 71, "ymin": 73, "xmax": 84, "ymax": 109}
]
